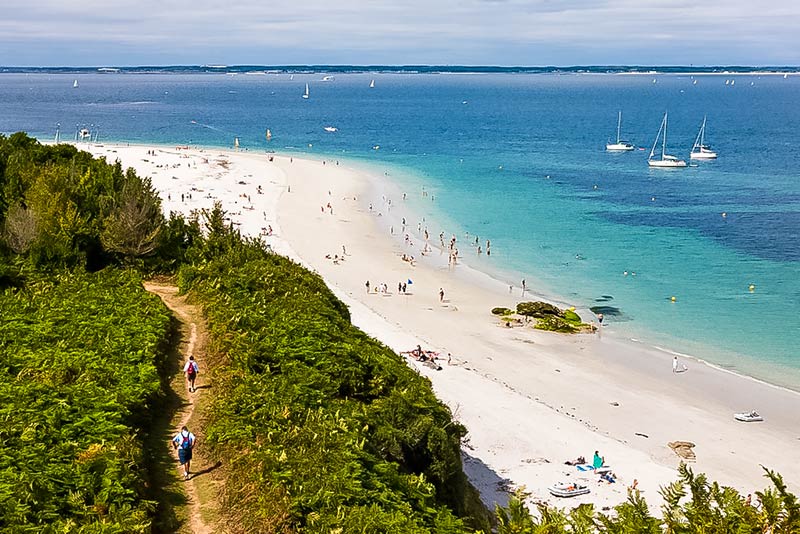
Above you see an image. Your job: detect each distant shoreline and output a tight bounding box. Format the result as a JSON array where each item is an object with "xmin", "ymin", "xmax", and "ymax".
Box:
[{"xmin": 2, "ymin": 65, "xmax": 799, "ymax": 75}]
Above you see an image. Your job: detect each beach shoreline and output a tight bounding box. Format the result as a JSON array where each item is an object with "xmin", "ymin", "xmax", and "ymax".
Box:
[{"xmin": 76, "ymin": 141, "xmax": 800, "ymax": 513}]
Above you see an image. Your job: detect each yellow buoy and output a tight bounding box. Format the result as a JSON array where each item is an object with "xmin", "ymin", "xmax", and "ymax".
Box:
[{"xmin": 671, "ymin": 296, "xmax": 677, "ymax": 302}]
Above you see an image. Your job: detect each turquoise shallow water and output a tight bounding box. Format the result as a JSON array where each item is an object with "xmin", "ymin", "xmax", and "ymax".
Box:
[{"xmin": 1, "ymin": 72, "xmax": 798, "ymax": 386}]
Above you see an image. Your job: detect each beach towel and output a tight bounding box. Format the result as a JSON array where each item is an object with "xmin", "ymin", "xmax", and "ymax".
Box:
[{"xmin": 576, "ymin": 464, "xmax": 594, "ymax": 471}]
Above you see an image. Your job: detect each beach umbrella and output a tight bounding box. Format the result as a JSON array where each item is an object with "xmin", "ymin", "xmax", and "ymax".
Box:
[{"xmin": 407, "ymin": 279, "xmax": 413, "ymax": 285}]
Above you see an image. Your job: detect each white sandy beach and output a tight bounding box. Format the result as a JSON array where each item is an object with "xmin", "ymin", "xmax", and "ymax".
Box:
[{"xmin": 80, "ymin": 142, "xmax": 800, "ymax": 513}]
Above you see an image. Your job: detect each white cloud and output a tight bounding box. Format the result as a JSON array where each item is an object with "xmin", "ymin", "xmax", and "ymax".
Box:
[{"xmin": 0, "ymin": 0, "xmax": 798, "ymax": 65}]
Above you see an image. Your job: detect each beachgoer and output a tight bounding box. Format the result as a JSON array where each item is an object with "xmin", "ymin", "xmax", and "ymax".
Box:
[
  {"xmin": 521, "ymin": 279, "xmax": 526, "ymax": 295},
  {"xmin": 342, "ymin": 245, "xmax": 347, "ymax": 256},
  {"xmin": 597, "ymin": 313, "xmax": 604, "ymax": 325},
  {"xmin": 402, "ymin": 282, "xmax": 407, "ymax": 293},
  {"xmin": 172, "ymin": 425, "xmax": 196, "ymax": 479},
  {"xmin": 365, "ymin": 281, "xmax": 370, "ymax": 293},
  {"xmin": 439, "ymin": 288, "xmax": 445, "ymax": 302},
  {"xmin": 593, "ymin": 450, "xmax": 604, "ymax": 469},
  {"xmin": 673, "ymin": 356, "xmax": 679, "ymax": 373},
  {"xmin": 184, "ymin": 355, "xmax": 199, "ymax": 392}
]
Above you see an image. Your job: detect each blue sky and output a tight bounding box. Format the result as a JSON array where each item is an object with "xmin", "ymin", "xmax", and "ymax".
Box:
[{"xmin": 1, "ymin": 0, "xmax": 798, "ymax": 66}]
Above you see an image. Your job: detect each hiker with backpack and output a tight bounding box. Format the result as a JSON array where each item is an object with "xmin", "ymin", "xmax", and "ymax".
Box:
[
  {"xmin": 184, "ymin": 355, "xmax": 199, "ymax": 392},
  {"xmin": 172, "ymin": 425, "xmax": 196, "ymax": 479}
]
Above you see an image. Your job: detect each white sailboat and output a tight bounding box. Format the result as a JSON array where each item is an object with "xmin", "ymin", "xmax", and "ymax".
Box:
[
  {"xmin": 266, "ymin": 128, "xmax": 272, "ymax": 141},
  {"xmin": 690, "ymin": 116, "xmax": 717, "ymax": 159},
  {"xmin": 648, "ymin": 112, "xmax": 687, "ymax": 168},
  {"xmin": 302, "ymin": 83, "xmax": 309, "ymax": 99},
  {"xmin": 234, "ymin": 137, "xmax": 240, "ymax": 150},
  {"xmin": 73, "ymin": 79, "xmax": 79, "ymax": 88},
  {"xmin": 369, "ymin": 79, "xmax": 375, "ymax": 88},
  {"xmin": 606, "ymin": 111, "xmax": 635, "ymax": 151}
]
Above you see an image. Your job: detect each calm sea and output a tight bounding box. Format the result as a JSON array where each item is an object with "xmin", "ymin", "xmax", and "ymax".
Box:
[{"xmin": 1, "ymin": 72, "xmax": 798, "ymax": 386}]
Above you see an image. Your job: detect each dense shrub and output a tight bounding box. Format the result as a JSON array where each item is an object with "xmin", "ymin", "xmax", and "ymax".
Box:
[
  {"xmin": 0, "ymin": 133, "xmax": 194, "ymax": 271},
  {"xmin": 491, "ymin": 307, "xmax": 514, "ymax": 316},
  {"xmin": 0, "ymin": 269, "xmax": 172, "ymax": 531},
  {"xmin": 516, "ymin": 301, "xmax": 563, "ymax": 318},
  {"xmin": 178, "ymin": 220, "xmax": 484, "ymax": 533}
]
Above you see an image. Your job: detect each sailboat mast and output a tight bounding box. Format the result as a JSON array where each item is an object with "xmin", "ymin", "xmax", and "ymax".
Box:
[
  {"xmin": 662, "ymin": 113, "xmax": 667, "ymax": 159},
  {"xmin": 700, "ymin": 115, "xmax": 706, "ymax": 146},
  {"xmin": 616, "ymin": 111, "xmax": 622, "ymax": 144}
]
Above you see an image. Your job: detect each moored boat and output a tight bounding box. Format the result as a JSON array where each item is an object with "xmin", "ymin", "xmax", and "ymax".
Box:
[
  {"xmin": 548, "ymin": 483, "xmax": 591, "ymax": 498},
  {"xmin": 648, "ymin": 112, "xmax": 687, "ymax": 168}
]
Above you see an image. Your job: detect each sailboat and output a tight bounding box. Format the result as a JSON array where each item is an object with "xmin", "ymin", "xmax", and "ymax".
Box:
[
  {"xmin": 690, "ymin": 116, "xmax": 717, "ymax": 159},
  {"xmin": 302, "ymin": 83, "xmax": 309, "ymax": 99},
  {"xmin": 234, "ymin": 137, "xmax": 240, "ymax": 150},
  {"xmin": 54, "ymin": 124, "xmax": 61, "ymax": 144},
  {"xmin": 606, "ymin": 111, "xmax": 635, "ymax": 151},
  {"xmin": 266, "ymin": 128, "xmax": 272, "ymax": 141},
  {"xmin": 73, "ymin": 79, "xmax": 79, "ymax": 88},
  {"xmin": 369, "ymin": 79, "xmax": 375, "ymax": 88},
  {"xmin": 648, "ymin": 112, "xmax": 687, "ymax": 168}
]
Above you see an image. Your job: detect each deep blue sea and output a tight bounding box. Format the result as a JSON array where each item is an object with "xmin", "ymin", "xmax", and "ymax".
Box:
[{"xmin": 1, "ymin": 72, "xmax": 798, "ymax": 386}]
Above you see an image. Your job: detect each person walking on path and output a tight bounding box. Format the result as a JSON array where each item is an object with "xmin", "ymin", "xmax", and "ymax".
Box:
[
  {"xmin": 172, "ymin": 425, "xmax": 196, "ymax": 479},
  {"xmin": 184, "ymin": 355, "xmax": 199, "ymax": 392}
]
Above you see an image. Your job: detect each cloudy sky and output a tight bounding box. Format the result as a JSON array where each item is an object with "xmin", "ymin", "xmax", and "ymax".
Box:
[{"xmin": 1, "ymin": 0, "xmax": 798, "ymax": 66}]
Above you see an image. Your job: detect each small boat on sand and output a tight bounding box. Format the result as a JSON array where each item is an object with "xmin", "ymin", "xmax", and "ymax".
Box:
[
  {"xmin": 548, "ymin": 483, "xmax": 590, "ymax": 498},
  {"xmin": 734, "ymin": 411, "xmax": 763, "ymax": 422}
]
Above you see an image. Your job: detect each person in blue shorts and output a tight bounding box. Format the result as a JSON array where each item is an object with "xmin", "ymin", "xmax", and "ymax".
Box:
[{"xmin": 172, "ymin": 425, "xmax": 196, "ymax": 479}]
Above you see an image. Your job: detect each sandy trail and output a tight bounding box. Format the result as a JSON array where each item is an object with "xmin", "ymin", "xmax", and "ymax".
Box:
[{"xmin": 145, "ymin": 282, "xmax": 216, "ymax": 534}]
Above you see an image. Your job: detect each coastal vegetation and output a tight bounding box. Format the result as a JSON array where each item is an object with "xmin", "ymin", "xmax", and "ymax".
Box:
[
  {"xmin": 492, "ymin": 302, "xmax": 592, "ymax": 333},
  {"xmin": 0, "ymin": 269, "xmax": 172, "ymax": 531},
  {"xmin": 1, "ymin": 134, "xmax": 798, "ymax": 532},
  {"xmin": 497, "ymin": 465, "xmax": 800, "ymax": 533}
]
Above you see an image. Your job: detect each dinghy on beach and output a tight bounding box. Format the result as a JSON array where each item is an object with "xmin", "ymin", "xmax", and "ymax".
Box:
[
  {"xmin": 548, "ymin": 483, "xmax": 590, "ymax": 498},
  {"xmin": 734, "ymin": 410, "xmax": 763, "ymax": 422}
]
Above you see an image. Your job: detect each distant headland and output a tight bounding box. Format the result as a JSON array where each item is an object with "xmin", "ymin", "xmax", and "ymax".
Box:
[{"xmin": 1, "ymin": 64, "xmax": 798, "ymax": 75}]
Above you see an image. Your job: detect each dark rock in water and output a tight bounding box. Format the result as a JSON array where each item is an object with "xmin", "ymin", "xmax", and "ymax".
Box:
[
  {"xmin": 589, "ymin": 305, "xmax": 622, "ymax": 316},
  {"xmin": 594, "ymin": 295, "xmax": 614, "ymax": 302}
]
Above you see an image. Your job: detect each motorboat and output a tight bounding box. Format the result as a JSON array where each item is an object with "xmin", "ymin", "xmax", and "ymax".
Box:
[
  {"xmin": 548, "ymin": 483, "xmax": 590, "ymax": 498},
  {"xmin": 323, "ymin": 126, "xmax": 338, "ymax": 132},
  {"xmin": 734, "ymin": 411, "xmax": 763, "ymax": 422}
]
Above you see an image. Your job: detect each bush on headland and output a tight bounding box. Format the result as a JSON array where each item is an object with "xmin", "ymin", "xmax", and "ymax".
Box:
[
  {"xmin": 177, "ymin": 208, "xmax": 489, "ymax": 532},
  {"xmin": 0, "ymin": 269, "xmax": 172, "ymax": 531}
]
